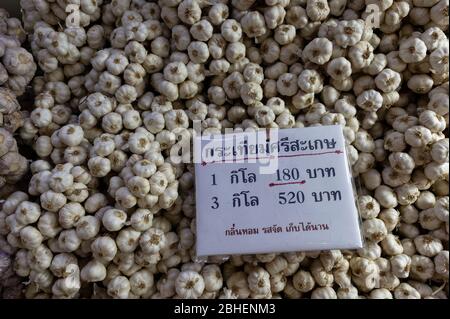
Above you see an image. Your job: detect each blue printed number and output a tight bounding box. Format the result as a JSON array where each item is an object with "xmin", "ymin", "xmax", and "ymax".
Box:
[
  {"xmin": 278, "ymin": 191, "xmax": 305, "ymax": 205},
  {"xmin": 211, "ymin": 197, "xmax": 219, "ymax": 209}
]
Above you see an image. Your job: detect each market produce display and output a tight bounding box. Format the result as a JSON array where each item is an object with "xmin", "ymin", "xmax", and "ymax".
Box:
[{"xmin": 0, "ymin": 0, "xmax": 448, "ymax": 299}]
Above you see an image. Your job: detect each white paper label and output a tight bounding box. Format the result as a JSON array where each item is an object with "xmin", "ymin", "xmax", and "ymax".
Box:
[{"xmin": 194, "ymin": 125, "xmax": 363, "ymax": 256}]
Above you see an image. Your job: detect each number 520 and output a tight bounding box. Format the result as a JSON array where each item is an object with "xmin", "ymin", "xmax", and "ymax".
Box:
[{"xmin": 278, "ymin": 191, "xmax": 305, "ymax": 205}]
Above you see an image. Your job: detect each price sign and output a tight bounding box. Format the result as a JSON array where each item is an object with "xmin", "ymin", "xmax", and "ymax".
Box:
[{"xmin": 194, "ymin": 125, "xmax": 363, "ymax": 256}]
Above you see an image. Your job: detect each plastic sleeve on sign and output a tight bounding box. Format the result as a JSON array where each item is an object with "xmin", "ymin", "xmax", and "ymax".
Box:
[
  {"xmin": 344, "ymin": 143, "xmax": 366, "ymax": 251},
  {"xmin": 194, "ymin": 125, "xmax": 364, "ymax": 258}
]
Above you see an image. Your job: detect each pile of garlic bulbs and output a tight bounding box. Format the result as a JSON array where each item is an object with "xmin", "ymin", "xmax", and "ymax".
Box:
[{"xmin": 0, "ymin": 0, "xmax": 448, "ymax": 299}]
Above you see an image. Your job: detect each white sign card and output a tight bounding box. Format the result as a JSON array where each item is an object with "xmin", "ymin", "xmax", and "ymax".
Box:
[{"xmin": 194, "ymin": 125, "xmax": 363, "ymax": 256}]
